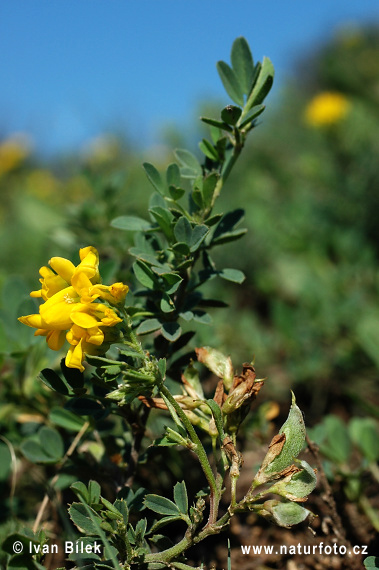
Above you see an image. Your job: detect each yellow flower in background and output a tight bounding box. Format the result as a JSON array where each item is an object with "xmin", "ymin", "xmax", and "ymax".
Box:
[
  {"xmin": 0, "ymin": 134, "xmax": 30, "ymax": 175},
  {"xmin": 19, "ymin": 246, "xmax": 128, "ymax": 372},
  {"xmin": 304, "ymin": 91, "xmax": 351, "ymax": 127}
]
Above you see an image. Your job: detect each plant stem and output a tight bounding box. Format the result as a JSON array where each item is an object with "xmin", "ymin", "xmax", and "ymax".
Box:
[
  {"xmin": 210, "ymin": 130, "xmax": 245, "ymax": 210},
  {"xmin": 159, "ymin": 383, "xmax": 218, "ymax": 503}
]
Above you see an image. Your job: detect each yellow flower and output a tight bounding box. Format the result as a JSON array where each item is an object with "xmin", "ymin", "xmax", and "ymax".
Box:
[
  {"xmin": 19, "ymin": 246, "xmax": 128, "ymax": 371},
  {"xmin": 0, "ymin": 135, "xmax": 30, "ymax": 175},
  {"xmin": 30, "ymin": 246, "xmax": 100, "ymax": 301},
  {"xmin": 304, "ymin": 91, "xmax": 350, "ymax": 127}
]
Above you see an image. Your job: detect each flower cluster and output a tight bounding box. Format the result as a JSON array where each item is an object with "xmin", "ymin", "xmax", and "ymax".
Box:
[
  {"xmin": 304, "ymin": 91, "xmax": 350, "ymax": 127},
  {"xmin": 19, "ymin": 246, "xmax": 128, "ymax": 371}
]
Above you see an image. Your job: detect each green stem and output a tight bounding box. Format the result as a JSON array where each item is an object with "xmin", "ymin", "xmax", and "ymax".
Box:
[
  {"xmin": 122, "ymin": 309, "xmax": 146, "ymax": 357},
  {"xmin": 145, "ymin": 484, "xmax": 256, "ymax": 564},
  {"xmin": 159, "ymin": 383, "xmax": 218, "ymax": 504},
  {"xmin": 209, "ymin": 131, "xmax": 245, "ymax": 211}
]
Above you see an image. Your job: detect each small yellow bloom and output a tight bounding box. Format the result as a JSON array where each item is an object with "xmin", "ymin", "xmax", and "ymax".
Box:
[
  {"xmin": 304, "ymin": 91, "xmax": 350, "ymax": 127},
  {"xmin": 19, "ymin": 246, "xmax": 128, "ymax": 371},
  {"xmin": 0, "ymin": 135, "xmax": 30, "ymax": 175},
  {"xmin": 30, "ymin": 246, "xmax": 100, "ymax": 301}
]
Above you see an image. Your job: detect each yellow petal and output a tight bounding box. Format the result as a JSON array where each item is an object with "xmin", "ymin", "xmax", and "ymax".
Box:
[
  {"xmin": 65, "ymin": 341, "xmax": 85, "ymax": 372},
  {"xmin": 34, "ymin": 328, "xmax": 48, "ymax": 337},
  {"xmin": 18, "ymin": 314, "xmax": 44, "ymax": 328},
  {"xmin": 71, "ymin": 271, "xmax": 97, "ymax": 300},
  {"xmin": 30, "ymin": 290, "xmax": 43, "ymax": 298},
  {"xmin": 71, "ymin": 308, "xmax": 99, "ymax": 328},
  {"xmin": 49, "ymin": 256, "xmax": 76, "ymax": 283},
  {"xmin": 46, "ymin": 329, "xmax": 66, "ymax": 350},
  {"xmin": 32, "ymin": 266, "xmax": 68, "ymax": 300},
  {"xmin": 90, "ymin": 282, "xmax": 128, "ymax": 305},
  {"xmin": 40, "ymin": 287, "xmax": 79, "ymax": 329},
  {"xmin": 75, "ymin": 246, "xmax": 100, "ymax": 283},
  {"xmin": 86, "ymin": 326, "xmax": 104, "ymax": 346}
]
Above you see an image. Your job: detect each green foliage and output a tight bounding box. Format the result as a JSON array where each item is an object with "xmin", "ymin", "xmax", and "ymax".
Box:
[
  {"xmin": 309, "ymin": 414, "xmax": 379, "ymax": 531},
  {"xmin": 2, "ymin": 26, "xmax": 379, "ymax": 568}
]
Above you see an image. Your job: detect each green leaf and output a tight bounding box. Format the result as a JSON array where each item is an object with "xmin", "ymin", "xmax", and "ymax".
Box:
[
  {"xmin": 143, "ymin": 162, "xmax": 166, "ymax": 195},
  {"xmin": 101, "ymin": 496, "xmax": 123, "ymax": 519},
  {"xmin": 133, "ymin": 260, "xmax": 158, "ymax": 289},
  {"xmin": 221, "ymin": 105, "xmax": 242, "ymax": 126},
  {"xmin": 231, "ymin": 37, "xmax": 254, "ymax": 95},
  {"xmin": 265, "ymin": 393, "xmax": 306, "ymax": 476},
  {"xmin": 150, "ymin": 515, "xmax": 182, "ymax": 534},
  {"xmin": 216, "ymin": 61, "xmax": 244, "ymax": 106},
  {"xmin": 113, "ymin": 499, "xmax": 129, "ymax": 524},
  {"xmin": 111, "ymin": 215, "xmax": 151, "ymax": 231},
  {"xmin": 20, "ymin": 439, "xmax": 55, "ymax": 464},
  {"xmin": 212, "ymin": 228, "xmax": 247, "ymax": 246},
  {"xmin": 190, "ymin": 225, "xmax": 209, "ymax": 252},
  {"xmin": 199, "ymin": 139, "xmax": 219, "ymax": 161},
  {"xmin": 192, "ymin": 177, "xmax": 203, "ymax": 208},
  {"xmin": 213, "ymin": 209, "xmax": 245, "ymax": 240},
  {"xmin": 174, "ymin": 149, "xmax": 202, "ymax": 178},
  {"xmin": 144, "ymin": 494, "xmax": 180, "ymax": 516},
  {"xmin": 161, "ymin": 293, "xmax": 175, "ymax": 313},
  {"xmin": 69, "ymin": 503, "xmax": 102, "ymax": 535},
  {"xmin": 39, "ymin": 368, "xmax": 70, "ymax": 395},
  {"xmin": 200, "ymin": 116, "xmax": 233, "ymax": 132},
  {"xmin": 166, "ymin": 163, "xmax": 181, "ymax": 186},
  {"xmin": 49, "ymin": 407, "xmax": 87, "ymax": 432},
  {"xmin": 70, "ymin": 481, "xmax": 90, "ymax": 503},
  {"xmin": 88, "ymin": 480, "xmax": 101, "ymax": 504},
  {"xmin": 169, "ymin": 185, "xmax": 186, "ymax": 200},
  {"xmin": 40, "ymin": 427, "xmax": 64, "ymax": 458},
  {"xmin": 271, "ymin": 459, "xmax": 316, "ymax": 500},
  {"xmin": 202, "ymin": 173, "xmax": 219, "ymax": 209},
  {"xmin": 21, "ymin": 428, "xmax": 64, "ymax": 464},
  {"xmin": 173, "ymin": 481, "xmax": 188, "ymax": 515},
  {"xmin": 245, "ymin": 57, "xmax": 274, "ymax": 109},
  {"xmin": 149, "ymin": 206, "xmax": 174, "ymax": 239},
  {"xmin": 60, "ymin": 359, "xmax": 85, "ymax": 393},
  {"xmin": 174, "ymin": 216, "xmax": 192, "ymax": 244},
  {"xmin": 136, "ymin": 318, "xmax": 162, "ymax": 335},
  {"xmin": 322, "ymin": 415, "xmax": 351, "ymax": 464},
  {"xmin": 349, "ymin": 417, "xmax": 379, "ymax": 462},
  {"xmin": 117, "ymin": 487, "xmax": 147, "ymax": 513},
  {"xmin": 205, "ymin": 213, "xmax": 223, "ymax": 226},
  {"xmin": 171, "ymin": 242, "xmax": 190, "ymax": 256},
  {"xmin": 270, "ymin": 500, "xmax": 311, "ymax": 528},
  {"xmin": 238, "ymin": 104, "xmax": 266, "ymax": 128},
  {"xmin": 219, "ymin": 268, "xmax": 245, "ymax": 284},
  {"xmin": 161, "ymin": 273, "xmax": 183, "ymax": 294},
  {"xmin": 129, "ymin": 248, "xmax": 164, "ymax": 268},
  {"xmin": 161, "ymin": 322, "xmax": 182, "ymax": 342},
  {"xmin": 287, "ymin": 460, "xmax": 317, "ymax": 497},
  {"xmin": 364, "ymin": 556, "xmax": 379, "ymax": 569},
  {"xmin": 111, "ymin": 218, "xmax": 146, "ymax": 237},
  {"xmin": 21, "ymin": 426, "xmax": 64, "ymax": 464}
]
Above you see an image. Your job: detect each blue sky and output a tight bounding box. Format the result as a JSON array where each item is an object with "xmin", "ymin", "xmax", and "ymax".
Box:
[{"xmin": 1, "ymin": 0, "xmax": 378, "ymax": 154}]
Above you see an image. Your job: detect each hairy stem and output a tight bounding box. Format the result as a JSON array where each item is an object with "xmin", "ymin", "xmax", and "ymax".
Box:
[{"xmin": 159, "ymin": 383, "xmax": 218, "ymax": 503}]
